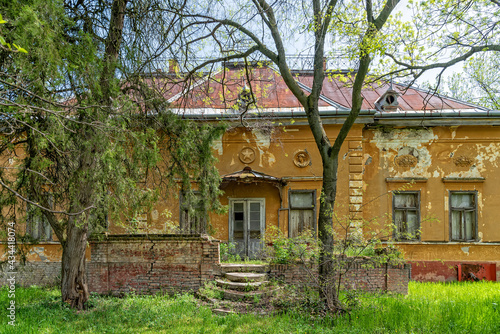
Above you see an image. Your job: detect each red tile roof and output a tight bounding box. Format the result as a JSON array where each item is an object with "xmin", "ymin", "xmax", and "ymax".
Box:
[{"xmin": 148, "ymin": 64, "xmax": 482, "ymax": 114}]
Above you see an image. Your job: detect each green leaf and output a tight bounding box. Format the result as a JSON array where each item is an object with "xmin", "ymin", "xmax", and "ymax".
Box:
[
  {"xmin": 0, "ymin": 35, "xmax": 5, "ymax": 46},
  {"xmin": 13, "ymin": 44, "xmax": 27, "ymax": 53}
]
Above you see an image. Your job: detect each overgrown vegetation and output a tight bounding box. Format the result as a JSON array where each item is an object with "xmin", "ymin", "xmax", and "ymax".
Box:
[
  {"xmin": 1, "ymin": 282, "xmax": 498, "ymax": 333},
  {"xmin": 262, "ymin": 218, "xmax": 406, "ymax": 312},
  {"xmin": 219, "ymin": 242, "xmax": 268, "ymax": 264}
]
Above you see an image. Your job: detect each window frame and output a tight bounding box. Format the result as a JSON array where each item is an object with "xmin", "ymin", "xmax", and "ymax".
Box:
[
  {"xmin": 288, "ymin": 189, "xmax": 317, "ymax": 237},
  {"xmin": 392, "ymin": 190, "xmax": 421, "ymax": 241},
  {"xmin": 449, "ymin": 191, "xmax": 478, "ymax": 242},
  {"xmin": 179, "ymin": 191, "xmax": 207, "ymax": 234},
  {"xmin": 26, "ymin": 194, "xmax": 53, "ymax": 242}
]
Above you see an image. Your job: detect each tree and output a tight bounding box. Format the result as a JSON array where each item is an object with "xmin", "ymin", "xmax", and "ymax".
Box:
[
  {"xmin": 443, "ymin": 53, "xmax": 500, "ymax": 109},
  {"xmin": 0, "ymin": 0, "xmax": 223, "ymax": 310},
  {"xmin": 380, "ymin": 0, "xmax": 500, "ymax": 93},
  {"xmin": 166, "ymin": 0, "xmax": 500, "ymax": 312},
  {"xmin": 164, "ymin": 0, "xmax": 405, "ymax": 312}
]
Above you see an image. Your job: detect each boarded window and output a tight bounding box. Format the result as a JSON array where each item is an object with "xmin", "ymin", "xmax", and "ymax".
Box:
[
  {"xmin": 393, "ymin": 191, "xmax": 420, "ymax": 241},
  {"xmin": 450, "ymin": 192, "xmax": 477, "ymax": 242},
  {"xmin": 180, "ymin": 192, "xmax": 207, "ymax": 234},
  {"xmin": 289, "ymin": 190, "xmax": 315, "ymax": 238}
]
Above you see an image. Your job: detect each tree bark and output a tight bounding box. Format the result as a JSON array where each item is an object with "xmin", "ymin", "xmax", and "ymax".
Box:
[
  {"xmin": 318, "ymin": 150, "xmax": 342, "ymax": 311},
  {"xmin": 61, "ymin": 217, "xmax": 89, "ymax": 309},
  {"xmin": 100, "ymin": 0, "xmax": 128, "ymax": 103}
]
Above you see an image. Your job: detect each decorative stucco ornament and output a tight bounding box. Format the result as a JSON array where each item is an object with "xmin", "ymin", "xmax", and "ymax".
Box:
[
  {"xmin": 239, "ymin": 146, "xmax": 256, "ymax": 164},
  {"xmin": 293, "ymin": 150, "xmax": 311, "ymax": 168},
  {"xmin": 394, "ymin": 154, "xmax": 418, "ymax": 167},
  {"xmin": 454, "ymin": 155, "xmax": 474, "ymax": 167}
]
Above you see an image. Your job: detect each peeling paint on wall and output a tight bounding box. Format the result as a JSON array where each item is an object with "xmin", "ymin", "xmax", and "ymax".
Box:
[
  {"xmin": 475, "ymin": 143, "xmax": 500, "ymax": 168},
  {"xmin": 461, "ymin": 246, "xmax": 470, "ymax": 256},
  {"xmin": 251, "ymin": 129, "xmax": 275, "ymax": 168},
  {"xmin": 211, "ymin": 138, "xmax": 223, "ymax": 155},
  {"xmin": 364, "ymin": 155, "xmax": 372, "ymax": 165},
  {"xmin": 252, "ymin": 129, "xmax": 271, "ymax": 149},
  {"xmin": 30, "ymin": 247, "xmax": 49, "ymax": 262},
  {"xmin": 260, "ymin": 151, "xmax": 276, "ymax": 167},
  {"xmin": 478, "ymin": 192, "xmax": 484, "ymax": 213},
  {"xmin": 372, "ymin": 128, "xmax": 437, "ymax": 177}
]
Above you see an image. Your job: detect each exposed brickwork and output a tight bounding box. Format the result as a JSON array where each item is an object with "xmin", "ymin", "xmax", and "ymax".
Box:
[
  {"xmin": 87, "ymin": 234, "xmax": 220, "ymax": 295},
  {"xmin": 410, "ymin": 260, "xmax": 498, "ymax": 282},
  {"xmin": 269, "ymin": 261, "xmax": 410, "ymax": 294},
  {"xmin": 0, "ymin": 261, "xmax": 61, "ymax": 287}
]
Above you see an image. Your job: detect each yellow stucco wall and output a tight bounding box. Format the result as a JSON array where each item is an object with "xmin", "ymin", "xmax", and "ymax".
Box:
[
  {"xmin": 363, "ymin": 125, "xmax": 500, "ymax": 261},
  {"xmin": 4, "ymin": 122, "xmax": 499, "ymax": 266},
  {"xmin": 135, "ymin": 123, "xmax": 359, "ymax": 241}
]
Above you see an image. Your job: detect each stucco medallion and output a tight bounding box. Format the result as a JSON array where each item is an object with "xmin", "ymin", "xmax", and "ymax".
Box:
[
  {"xmin": 454, "ymin": 155, "xmax": 474, "ymax": 167},
  {"xmin": 239, "ymin": 146, "xmax": 256, "ymax": 164},
  {"xmin": 394, "ymin": 154, "xmax": 418, "ymax": 167},
  {"xmin": 294, "ymin": 150, "xmax": 311, "ymax": 168}
]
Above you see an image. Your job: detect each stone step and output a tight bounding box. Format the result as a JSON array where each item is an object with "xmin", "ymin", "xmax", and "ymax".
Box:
[
  {"xmin": 215, "ymin": 279, "xmax": 265, "ymax": 291},
  {"xmin": 212, "ymin": 308, "xmax": 235, "ymax": 316},
  {"xmin": 220, "ymin": 264, "xmax": 268, "ymax": 273},
  {"xmin": 219, "ymin": 287, "xmax": 279, "ymax": 302},
  {"xmin": 225, "ymin": 272, "xmax": 267, "ymax": 283}
]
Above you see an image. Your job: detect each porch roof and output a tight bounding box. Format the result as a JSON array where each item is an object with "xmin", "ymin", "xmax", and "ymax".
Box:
[{"xmin": 221, "ymin": 166, "xmax": 286, "ymax": 185}]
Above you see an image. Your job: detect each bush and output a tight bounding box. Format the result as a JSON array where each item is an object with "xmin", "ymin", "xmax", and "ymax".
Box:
[
  {"xmin": 264, "ymin": 227, "xmax": 319, "ymax": 264},
  {"xmin": 219, "ymin": 242, "xmax": 241, "ymax": 262}
]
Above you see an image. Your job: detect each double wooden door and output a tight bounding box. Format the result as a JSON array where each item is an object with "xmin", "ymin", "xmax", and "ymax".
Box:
[{"xmin": 229, "ymin": 198, "xmax": 265, "ymax": 259}]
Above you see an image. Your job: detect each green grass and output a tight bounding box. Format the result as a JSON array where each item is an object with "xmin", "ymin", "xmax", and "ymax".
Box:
[{"xmin": 1, "ymin": 281, "xmax": 499, "ymax": 333}]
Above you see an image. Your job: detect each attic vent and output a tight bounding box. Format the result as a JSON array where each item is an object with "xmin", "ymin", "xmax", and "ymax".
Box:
[
  {"xmin": 385, "ymin": 94, "xmax": 395, "ymax": 104},
  {"xmin": 375, "ymin": 86, "xmax": 400, "ymax": 112}
]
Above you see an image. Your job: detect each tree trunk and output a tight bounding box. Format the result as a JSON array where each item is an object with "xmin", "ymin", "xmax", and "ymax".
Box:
[
  {"xmin": 317, "ymin": 150, "xmax": 343, "ymax": 312},
  {"xmin": 100, "ymin": 0, "xmax": 128, "ymax": 103},
  {"xmin": 61, "ymin": 218, "xmax": 89, "ymax": 310}
]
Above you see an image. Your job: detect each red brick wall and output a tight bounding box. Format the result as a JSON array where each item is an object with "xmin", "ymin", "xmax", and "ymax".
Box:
[
  {"xmin": 88, "ymin": 235, "xmax": 220, "ymax": 295},
  {"xmin": 269, "ymin": 261, "xmax": 410, "ymax": 294},
  {"xmin": 410, "ymin": 261, "xmax": 498, "ymax": 282}
]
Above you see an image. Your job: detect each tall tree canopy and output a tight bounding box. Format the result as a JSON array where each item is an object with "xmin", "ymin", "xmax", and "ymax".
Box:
[{"xmin": 0, "ymin": 0, "xmax": 223, "ymax": 309}]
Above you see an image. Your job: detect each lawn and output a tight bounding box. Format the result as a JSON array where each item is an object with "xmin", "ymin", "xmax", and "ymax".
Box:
[{"xmin": 1, "ymin": 281, "xmax": 499, "ymax": 333}]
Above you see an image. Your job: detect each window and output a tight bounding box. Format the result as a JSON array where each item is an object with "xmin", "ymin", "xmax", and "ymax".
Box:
[
  {"xmin": 26, "ymin": 195, "xmax": 53, "ymax": 241},
  {"xmin": 289, "ymin": 190, "xmax": 316, "ymax": 238},
  {"xmin": 392, "ymin": 191, "xmax": 420, "ymax": 241},
  {"xmin": 180, "ymin": 192, "xmax": 207, "ymax": 234},
  {"xmin": 450, "ymin": 191, "xmax": 477, "ymax": 242}
]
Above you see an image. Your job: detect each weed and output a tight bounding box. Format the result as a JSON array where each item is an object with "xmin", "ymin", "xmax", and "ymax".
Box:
[
  {"xmin": 197, "ymin": 280, "xmax": 223, "ymax": 300},
  {"xmin": 220, "ymin": 242, "xmax": 242, "ymax": 263}
]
